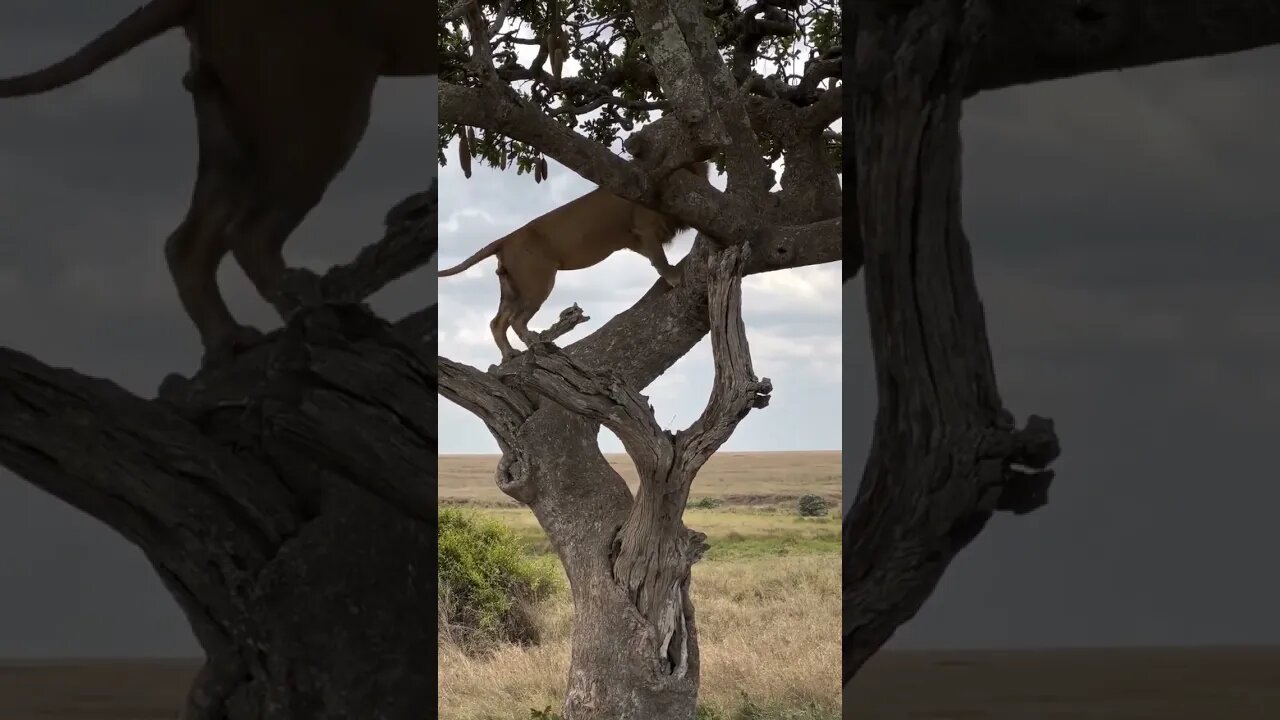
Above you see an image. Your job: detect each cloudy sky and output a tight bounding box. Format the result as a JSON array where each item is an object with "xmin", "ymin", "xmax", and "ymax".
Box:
[
  {"xmin": 0, "ymin": 3, "xmax": 433, "ymax": 657},
  {"xmin": 437, "ymin": 157, "xmax": 843, "ymax": 455},
  {"xmin": 847, "ymin": 46, "xmax": 1280, "ymax": 649}
]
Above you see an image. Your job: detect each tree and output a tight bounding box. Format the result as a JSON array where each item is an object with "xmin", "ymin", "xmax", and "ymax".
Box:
[
  {"xmin": 437, "ymin": 0, "xmax": 840, "ymax": 717},
  {"xmin": 843, "ymin": 0, "xmax": 1280, "ymax": 691},
  {"xmin": 0, "ymin": 69, "xmax": 438, "ymax": 720}
]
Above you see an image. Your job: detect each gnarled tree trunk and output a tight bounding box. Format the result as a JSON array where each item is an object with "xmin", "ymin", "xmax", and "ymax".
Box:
[
  {"xmin": 842, "ymin": 0, "xmax": 1061, "ymax": 683},
  {"xmin": 442, "ymin": 245, "xmax": 770, "ymax": 720},
  {"xmin": 0, "ymin": 189, "xmax": 439, "ymax": 720},
  {"xmin": 842, "ymin": 0, "xmax": 1280, "ymax": 692}
]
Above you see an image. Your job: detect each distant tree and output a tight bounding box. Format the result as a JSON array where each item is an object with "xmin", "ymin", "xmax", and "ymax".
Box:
[
  {"xmin": 844, "ymin": 0, "xmax": 1280, "ymax": 692},
  {"xmin": 798, "ymin": 493, "xmax": 829, "ymax": 517},
  {"xmin": 437, "ymin": 0, "xmax": 840, "ymax": 717}
]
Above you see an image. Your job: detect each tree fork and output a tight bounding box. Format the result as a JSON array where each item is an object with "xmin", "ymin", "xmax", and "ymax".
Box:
[{"xmin": 442, "ymin": 244, "xmax": 769, "ymax": 719}]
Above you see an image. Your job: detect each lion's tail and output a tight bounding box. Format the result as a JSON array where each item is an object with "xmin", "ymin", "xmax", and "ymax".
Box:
[
  {"xmin": 0, "ymin": 0, "xmax": 191, "ymax": 98},
  {"xmin": 437, "ymin": 236, "xmax": 508, "ymax": 277}
]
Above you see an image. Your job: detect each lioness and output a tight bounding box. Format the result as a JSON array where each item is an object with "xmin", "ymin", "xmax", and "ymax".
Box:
[
  {"xmin": 438, "ymin": 162, "xmax": 709, "ymax": 359},
  {"xmin": 0, "ymin": 0, "xmax": 434, "ymax": 361}
]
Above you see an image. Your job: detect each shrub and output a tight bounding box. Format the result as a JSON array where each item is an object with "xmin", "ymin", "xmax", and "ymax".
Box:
[
  {"xmin": 689, "ymin": 496, "xmax": 724, "ymax": 510},
  {"xmin": 796, "ymin": 494, "xmax": 829, "ymax": 518},
  {"xmin": 438, "ymin": 508, "xmax": 561, "ymax": 650}
]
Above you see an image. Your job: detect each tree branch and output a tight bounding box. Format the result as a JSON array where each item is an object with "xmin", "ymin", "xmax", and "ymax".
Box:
[
  {"xmin": 560, "ymin": 217, "xmax": 838, "ymax": 403},
  {"xmin": 320, "ymin": 180, "xmax": 438, "ymax": 304},
  {"xmin": 0, "ymin": 348, "xmax": 293, "ymax": 564},
  {"xmin": 436, "ymin": 357, "xmax": 536, "ymax": 450},
  {"xmin": 843, "ymin": 0, "xmax": 1280, "ymax": 283},
  {"xmin": 672, "ymin": 245, "xmax": 772, "ymax": 477},
  {"xmin": 971, "ymin": 0, "xmax": 1280, "ymax": 96},
  {"xmin": 494, "ymin": 345, "xmax": 673, "ymax": 481},
  {"xmin": 441, "ymin": 80, "xmax": 841, "ymax": 262},
  {"xmin": 843, "ymin": 0, "xmax": 1062, "ymax": 683},
  {"xmin": 1, "ymin": 190, "xmax": 438, "ymax": 571},
  {"xmin": 440, "ymin": 81, "xmax": 753, "ymax": 241},
  {"xmin": 631, "ymin": 0, "xmax": 729, "ymax": 154},
  {"xmin": 610, "ymin": 242, "xmax": 765, "ymax": 676}
]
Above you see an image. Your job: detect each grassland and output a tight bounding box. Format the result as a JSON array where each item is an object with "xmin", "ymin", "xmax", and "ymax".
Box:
[
  {"xmin": 438, "ymin": 450, "xmax": 843, "ymax": 720},
  {"xmin": 438, "ymin": 451, "xmax": 842, "ymax": 508}
]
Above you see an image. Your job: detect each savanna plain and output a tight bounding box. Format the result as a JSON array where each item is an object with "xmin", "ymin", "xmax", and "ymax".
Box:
[{"xmin": 438, "ymin": 451, "xmax": 843, "ymax": 720}]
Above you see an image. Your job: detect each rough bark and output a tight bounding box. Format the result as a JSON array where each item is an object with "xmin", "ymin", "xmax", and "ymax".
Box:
[
  {"xmin": 843, "ymin": 1, "xmax": 1063, "ymax": 684},
  {"xmin": 0, "ymin": 186, "xmax": 439, "ymax": 720},
  {"xmin": 440, "ymin": 245, "xmax": 769, "ymax": 720},
  {"xmin": 843, "ymin": 0, "xmax": 1280, "ymax": 686}
]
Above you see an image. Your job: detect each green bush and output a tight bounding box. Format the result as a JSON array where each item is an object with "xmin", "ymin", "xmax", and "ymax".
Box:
[
  {"xmin": 438, "ymin": 508, "xmax": 561, "ymax": 649},
  {"xmin": 689, "ymin": 496, "xmax": 724, "ymax": 510},
  {"xmin": 796, "ymin": 494, "xmax": 829, "ymax": 518}
]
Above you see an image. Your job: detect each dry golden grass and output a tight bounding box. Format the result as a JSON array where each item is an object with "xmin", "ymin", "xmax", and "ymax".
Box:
[
  {"xmin": 438, "ymin": 450, "xmax": 843, "ymax": 717},
  {"xmin": 438, "ymin": 555, "xmax": 841, "ymax": 719},
  {"xmin": 439, "ymin": 451, "xmax": 842, "ymax": 508}
]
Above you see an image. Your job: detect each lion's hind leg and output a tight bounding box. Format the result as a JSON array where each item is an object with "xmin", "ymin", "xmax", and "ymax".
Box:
[
  {"xmin": 491, "ymin": 267, "xmax": 521, "ymax": 360},
  {"xmin": 166, "ymin": 53, "xmax": 263, "ymax": 363},
  {"xmin": 505, "ymin": 262, "xmax": 556, "ymax": 354}
]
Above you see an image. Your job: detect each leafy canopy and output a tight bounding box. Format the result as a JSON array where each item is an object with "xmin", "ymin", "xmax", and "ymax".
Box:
[{"xmin": 438, "ymin": 0, "xmax": 841, "ymax": 178}]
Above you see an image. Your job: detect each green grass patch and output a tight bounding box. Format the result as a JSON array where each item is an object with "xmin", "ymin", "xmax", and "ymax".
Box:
[
  {"xmin": 467, "ymin": 507, "xmax": 840, "ymax": 561},
  {"xmin": 438, "ymin": 508, "xmax": 563, "ymax": 647}
]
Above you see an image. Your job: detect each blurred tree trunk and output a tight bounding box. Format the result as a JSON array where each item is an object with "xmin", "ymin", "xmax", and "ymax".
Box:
[
  {"xmin": 843, "ymin": 0, "xmax": 1280, "ymax": 690},
  {"xmin": 0, "ymin": 184, "xmax": 439, "ymax": 720}
]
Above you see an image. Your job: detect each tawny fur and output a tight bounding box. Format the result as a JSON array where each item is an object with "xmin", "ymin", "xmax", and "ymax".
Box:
[
  {"xmin": 0, "ymin": 0, "xmax": 435, "ymax": 361},
  {"xmin": 438, "ymin": 162, "xmax": 709, "ymax": 359}
]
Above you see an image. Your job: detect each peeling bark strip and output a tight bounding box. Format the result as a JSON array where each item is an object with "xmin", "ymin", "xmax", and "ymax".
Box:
[
  {"xmin": 0, "ymin": 189, "xmax": 438, "ymax": 720},
  {"xmin": 843, "ymin": 0, "xmax": 1061, "ymax": 685},
  {"xmin": 440, "ymin": 244, "xmax": 769, "ymax": 719}
]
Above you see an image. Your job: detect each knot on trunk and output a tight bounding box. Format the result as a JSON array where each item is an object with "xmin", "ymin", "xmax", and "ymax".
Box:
[{"xmin": 979, "ymin": 412, "xmax": 1061, "ymax": 515}]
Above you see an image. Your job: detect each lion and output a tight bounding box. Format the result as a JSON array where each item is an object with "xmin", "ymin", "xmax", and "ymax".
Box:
[
  {"xmin": 0, "ymin": 0, "xmax": 435, "ymax": 362},
  {"xmin": 437, "ymin": 161, "xmax": 709, "ymax": 359}
]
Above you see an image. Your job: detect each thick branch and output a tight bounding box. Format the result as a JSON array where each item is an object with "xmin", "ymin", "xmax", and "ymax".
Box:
[
  {"xmin": 320, "ymin": 180, "xmax": 438, "ymax": 304},
  {"xmin": 561, "ymin": 218, "xmax": 838, "ymax": 403},
  {"xmin": 0, "ymin": 348, "xmax": 292, "ymax": 563},
  {"xmin": 440, "ymin": 81, "xmax": 764, "ymax": 243},
  {"xmin": 609, "ymin": 242, "xmax": 765, "ymax": 677},
  {"xmin": 631, "ymin": 0, "xmax": 729, "ymax": 154},
  {"xmin": 494, "ymin": 346, "xmax": 673, "ymax": 481},
  {"xmin": 971, "ymin": 0, "xmax": 1280, "ymax": 95},
  {"xmin": 844, "ymin": 0, "xmax": 1062, "ymax": 685},
  {"xmin": 436, "ymin": 357, "xmax": 536, "ymax": 449},
  {"xmin": 673, "ymin": 245, "xmax": 772, "ymax": 477},
  {"xmin": 843, "ymin": 0, "xmax": 1280, "ymax": 283},
  {"xmin": 1, "ymin": 190, "xmax": 437, "ymax": 557}
]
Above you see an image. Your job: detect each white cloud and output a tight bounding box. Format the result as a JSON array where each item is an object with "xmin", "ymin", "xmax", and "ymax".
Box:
[{"xmin": 744, "ymin": 265, "xmax": 841, "ymax": 318}]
